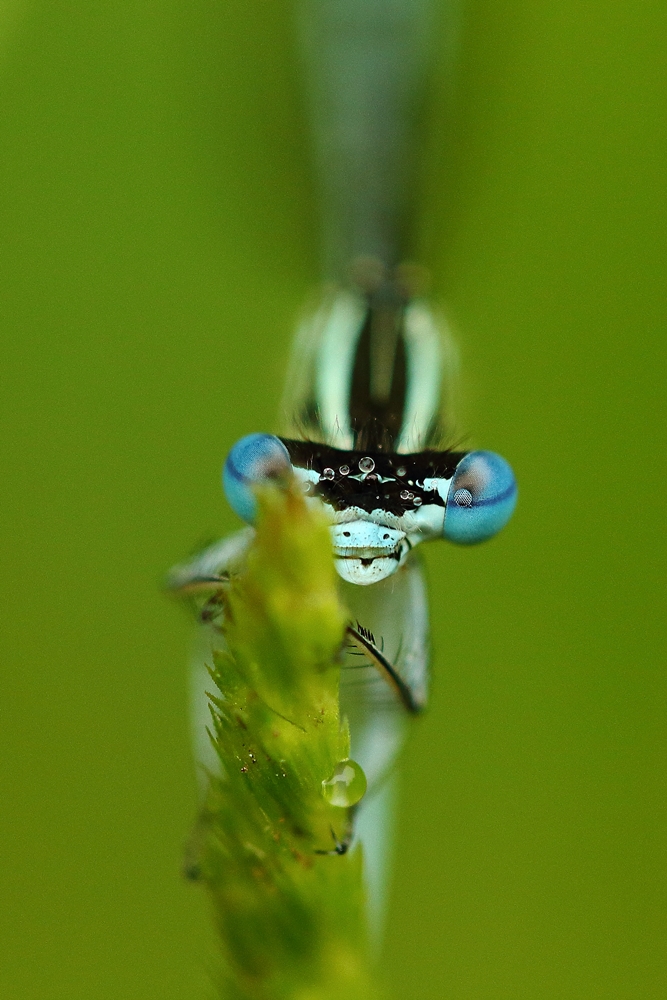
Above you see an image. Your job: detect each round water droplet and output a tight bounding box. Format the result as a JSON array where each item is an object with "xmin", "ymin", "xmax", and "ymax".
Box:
[
  {"xmin": 400, "ymin": 489, "xmax": 412, "ymax": 501},
  {"xmin": 320, "ymin": 467, "xmax": 335, "ymax": 480},
  {"xmin": 358, "ymin": 457, "xmax": 375, "ymax": 474},
  {"xmin": 396, "ymin": 466, "xmax": 406, "ymax": 477},
  {"xmin": 413, "ymin": 496, "xmax": 423, "ymax": 506},
  {"xmin": 339, "ymin": 465, "xmax": 350, "ymax": 476},
  {"xmin": 321, "ymin": 758, "xmax": 367, "ymax": 808},
  {"xmin": 454, "ymin": 488, "xmax": 473, "ymax": 508}
]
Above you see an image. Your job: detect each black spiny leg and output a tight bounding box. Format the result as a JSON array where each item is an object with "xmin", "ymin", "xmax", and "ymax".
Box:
[{"xmin": 345, "ymin": 623, "xmax": 425, "ymax": 715}]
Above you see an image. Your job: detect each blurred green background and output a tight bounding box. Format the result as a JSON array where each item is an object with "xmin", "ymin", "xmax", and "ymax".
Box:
[{"xmin": 1, "ymin": 1, "xmax": 665, "ymax": 997}]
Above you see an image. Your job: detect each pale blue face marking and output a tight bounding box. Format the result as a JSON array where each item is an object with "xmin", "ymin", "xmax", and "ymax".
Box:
[
  {"xmin": 443, "ymin": 450, "xmax": 517, "ymax": 545},
  {"xmin": 222, "ymin": 433, "xmax": 291, "ymax": 524}
]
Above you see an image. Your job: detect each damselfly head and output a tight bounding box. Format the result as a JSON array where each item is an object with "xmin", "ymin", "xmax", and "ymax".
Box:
[{"xmin": 221, "ymin": 434, "xmax": 517, "ymax": 583}]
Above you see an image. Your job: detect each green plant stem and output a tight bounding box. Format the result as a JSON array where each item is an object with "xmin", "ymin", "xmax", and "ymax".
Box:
[{"xmin": 193, "ymin": 482, "xmax": 379, "ymax": 1000}]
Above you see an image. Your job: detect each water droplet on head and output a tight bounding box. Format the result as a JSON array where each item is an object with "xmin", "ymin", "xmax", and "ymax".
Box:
[
  {"xmin": 454, "ymin": 488, "xmax": 474, "ymax": 508},
  {"xmin": 320, "ymin": 467, "xmax": 335, "ymax": 480},
  {"xmin": 396, "ymin": 466, "xmax": 406, "ymax": 478},
  {"xmin": 358, "ymin": 457, "xmax": 375, "ymax": 474},
  {"xmin": 413, "ymin": 496, "xmax": 423, "ymax": 506},
  {"xmin": 321, "ymin": 758, "xmax": 367, "ymax": 808},
  {"xmin": 339, "ymin": 465, "xmax": 350, "ymax": 476},
  {"xmin": 400, "ymin": 489, "xmax": 413, "ymax": 501}
]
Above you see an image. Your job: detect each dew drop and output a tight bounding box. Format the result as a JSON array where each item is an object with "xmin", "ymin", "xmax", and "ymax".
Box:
[
  {"xmin": 400, "ymin": 489, "xmax": 412, "ymax": 501},
  {"xmin": 321, "ymin": 758, "xmax": 367, "ymax": 808},
  {"xmin": 358, "ymin": 457, "xmax": 375, "ymax": 474},
  {"xmin": 396, "ymin": 466, "xmax": 407, "ymax": 477},
  {"xmin": 320, "ymin": 467, "xmax": 335, "ymax": 480},
  {"xmin": 454, "ymin": 488, "xmax": 473, "ymax": 508},
  {"xmin": 339, "ymin": 465, "xmax": 350, "ymax": 476},
  {"xmin": 413, "ymin": 496, "xmax": 423, "ymax": 506}
]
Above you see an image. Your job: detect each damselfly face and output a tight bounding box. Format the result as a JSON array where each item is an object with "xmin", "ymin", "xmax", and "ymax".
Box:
[
  {"xmin": 222, "ymin": 283, "xmax": 517, "ymax": 585},
  {"xmin": 285, "ymin": 441, "xmax": 463, "ymax": 584}
]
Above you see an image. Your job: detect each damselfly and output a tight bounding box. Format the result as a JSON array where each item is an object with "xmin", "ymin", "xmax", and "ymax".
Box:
[{"xmin": 169, "ymin": 0, "xmax": 516, "ymax": 907}]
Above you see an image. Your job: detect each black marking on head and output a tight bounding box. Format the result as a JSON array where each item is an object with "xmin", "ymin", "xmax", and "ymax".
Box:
[{"xmin": 281, "ymin": 439, "xmax": 466, "ymax": 516}]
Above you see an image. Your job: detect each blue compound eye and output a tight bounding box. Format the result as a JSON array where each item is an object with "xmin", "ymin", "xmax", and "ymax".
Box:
[
  {"xmin": 443, "ymin": 450, "xmax": 517, "ymax": 545},
  {"xmin": 222, "ymin": 433, "xmax": 292, "ymax": 523}
]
